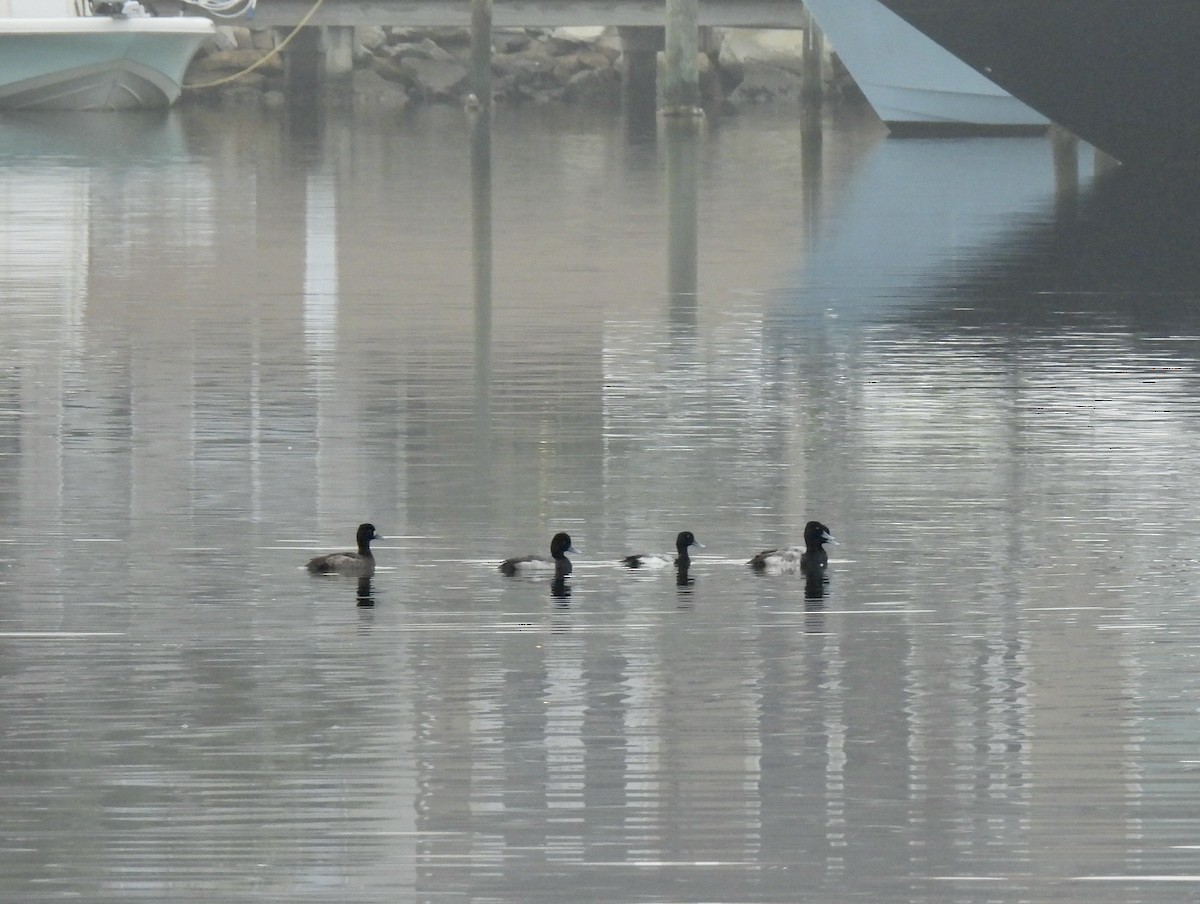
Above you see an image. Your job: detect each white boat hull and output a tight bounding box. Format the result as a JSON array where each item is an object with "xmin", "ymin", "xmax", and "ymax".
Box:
[
  {"xmin": 804, "ymin": 0, "xmax": 1048, "ymax": 133},
  {"xmin": 0, "ymin": 17, "xmax": 213, "ymax": 110}
]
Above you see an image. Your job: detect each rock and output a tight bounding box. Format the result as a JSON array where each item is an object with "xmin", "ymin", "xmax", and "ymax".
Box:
[
  {"xmin": 716, "ymin": 52, "xmax": 744, "ymax": 95},
  {"xmin": 352, "ymin": 68, "xmax": 412, "ymax": 111},
  {"xmin": 552, "ymin": 53, "xmax": 586, "ymax": 82},
  {"xmin": 369, "ymin": 55, "xmax": 416, "ymax": 87},
  {"xmin": 417, "ymin": 37, "xmax": 459, "ymax": 62},
  {"xmin": 593, "ymin": 27, "xmax": 624, "ymax": 60},
  {"xmin": 402, "ymin": 57, "xmax": 469, "ymax": 99},
  {"xmin": 563, "ymin": 67, "xmax": 621, "ymax": 106},
  {"xmin": 726, "ymin": 60, "xmax": 803, "ymax": 104},
  {"xmin": 716, "ymin": 27, "xmax": 806, "ymax": 76},
  {"xmin": 250, "ymin": 28, "xmax": 275, "ymax": 51},
  {"xmin": 389, "ymin": 37, "xmax": 457, "ymax": 63},
  {"xmin": 575, "ymin": 50, "xmax": 615, "ymax": 71},
  {"xmin": 390, "ymin": 26, "xmax": 469, "ymax": 49},
  {"xmin": 191, "ymin": 49, "xmax": 282, "ymax": 74},
  {"xmin": 356, "ymin": 26, "xmax": 387, "ymax": 52},
  {"xmin": 493, "ymin": 49, "xmax": 559, "ymax": 90},
  {"xmin": 550, "ymin": 26, "xmax": 606, "ymax": 44},
  {"xmin": 494, "ymin": 29, "xmax": 531, "ymax": 54}
]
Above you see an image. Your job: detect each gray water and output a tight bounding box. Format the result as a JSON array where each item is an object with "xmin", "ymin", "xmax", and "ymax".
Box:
[{"xmin": 3, "ymin": 102, "xmax": 1200, "ymax": 903}]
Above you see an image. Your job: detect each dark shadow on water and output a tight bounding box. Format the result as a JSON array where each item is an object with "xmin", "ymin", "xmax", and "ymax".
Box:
[{"xmin": 912, "ymin": 167, "xmax": 1200, "ymax": 337}]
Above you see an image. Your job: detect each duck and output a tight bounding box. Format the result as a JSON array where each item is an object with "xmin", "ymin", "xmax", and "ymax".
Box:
[
  {"xmin": 621, "ymin": 531, "xmax": 704, "ymax": 569},
  {"xmin": 306, "ymin": 523, "xmax": 382, "ymax": 577},
  {"xmin": 748, "ymin": 521, "xmax": 834, "ymax": 574},
  {"xmin": 499, "ymin": 532, "xmax": 578, "ymax": 577}
]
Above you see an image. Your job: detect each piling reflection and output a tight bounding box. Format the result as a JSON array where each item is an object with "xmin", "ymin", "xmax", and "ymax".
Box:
[
  {"xmin": 471, "ymin": 106, "xmax": 493, "ymax": 482},
  {"xmin": 6, "ymin": 105, "xmax": 1200, "ymax": 904},
  {"xmin": 665, "ymin": 118, "xmax": 699, "ymax": 334}
]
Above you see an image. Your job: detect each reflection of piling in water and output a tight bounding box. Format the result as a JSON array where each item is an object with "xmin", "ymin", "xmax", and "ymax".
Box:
[
  {"xmin": 666, "ymin": 120, "xmax": 699, "ymax": 331},
  {"xmin": 470, "ymin": 108, "xmax": 493, "ymax": 469}
]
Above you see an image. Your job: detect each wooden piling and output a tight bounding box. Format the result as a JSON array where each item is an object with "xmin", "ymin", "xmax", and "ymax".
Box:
[
  {"xmin": 618, "ymin": 26, "xmax": 660, "ymax": 133},
  {"xmin": 662, "ymin": 0, "xmax": 701, "ymax": 115},
  {"xmin": 322, "ymin": 26, "xmax": 355, "ymax": 83},
  {"xmin": 801, "ymin": 6, "xmax": 824, "ymax": 110},
  {"xmin": 469, "ymin": 0, "xmax": 492, "ymax": 108}
]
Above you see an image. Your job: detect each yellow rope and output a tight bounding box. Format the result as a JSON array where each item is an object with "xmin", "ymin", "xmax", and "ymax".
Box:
[{"xmin": 183, "ymin": 0, "xmax": 329, "ymax": 91}]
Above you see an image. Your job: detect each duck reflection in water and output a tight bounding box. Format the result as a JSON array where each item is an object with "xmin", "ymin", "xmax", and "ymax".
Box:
[
  {"xmin": 803, "ymin": 573, "xmax": 827, "ymax": 633},
  {"xmin": 675, "ymin": 562, "xmax": 696, "ymax": 607},
  {"xmin": 551, "ymin": 573, "xmax": 572, "ymax": 604},
  {"xmin": 804, "ymin": 569, "xmax": 827, "ymax": 602},
  {"xmin": 356, "ymin": 577, "xmax": 375, "ymax": 608}
]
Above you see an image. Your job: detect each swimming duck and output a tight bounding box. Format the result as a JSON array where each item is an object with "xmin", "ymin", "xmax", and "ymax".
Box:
[
  {"xmin": 748, "ymin": 521, "xmax": 834, "ymax": 574},
  {"xmin": 499, "ymin": 532, "xmax": 578, "ymax": 576},
  {"xmin": 621, "ymin": 531, "xmax": 704, "ymax": 569},
  {"xmin": 306, "ymin": 523, "xmax": 382, "ymax": 577}
]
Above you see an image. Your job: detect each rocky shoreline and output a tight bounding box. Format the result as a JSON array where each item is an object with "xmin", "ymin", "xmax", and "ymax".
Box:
[{"xmin": 183, "ymin": 25, "xmax": 856, "ymax": 111}]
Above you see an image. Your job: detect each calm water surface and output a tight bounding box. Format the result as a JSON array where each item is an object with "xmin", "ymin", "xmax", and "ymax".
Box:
[{"xmin": 3, "ymin": 102, "xmax": 1200, "ymax": 902}]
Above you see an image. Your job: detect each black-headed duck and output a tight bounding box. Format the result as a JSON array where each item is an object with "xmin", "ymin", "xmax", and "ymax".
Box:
[
  {"xmin": 621, "ymin": 531, "xmax": 704, "ymax": 569},
  {"xmin": 749, "ymin": 521, "xmax": 834, "ymax": 574},
  {"xmin": 500, "ymin": 532, "xmax": 578, "ymax": 576},
  {"xmin": 306, "ymin": 523, "xmax": 382, "ymax": 577}
]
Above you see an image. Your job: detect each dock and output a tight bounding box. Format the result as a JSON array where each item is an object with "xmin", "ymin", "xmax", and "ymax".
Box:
[
  {"xmin": 219, "ymin": 0, "xmax": 805, "ymax": 29},
  {"xmin": 175, "ymin": 0, "xmax": 814, "ymax": 107}
]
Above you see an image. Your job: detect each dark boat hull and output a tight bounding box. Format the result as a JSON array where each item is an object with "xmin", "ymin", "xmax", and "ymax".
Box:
[{"xmin": 871, "ymin": 1, "xmax": 1200, "ymax": 168}]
